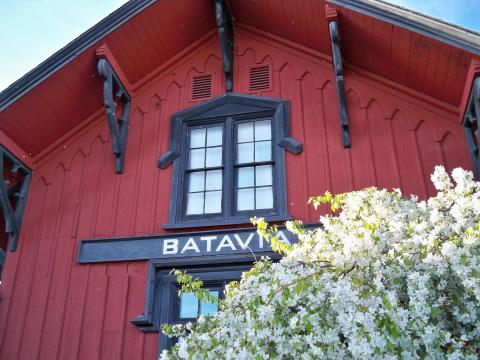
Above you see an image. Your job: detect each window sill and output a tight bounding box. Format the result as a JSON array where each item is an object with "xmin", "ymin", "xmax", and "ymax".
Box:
[{"xmin": 162, "ymin": 214, "xmax": 292, "ymax": 230}]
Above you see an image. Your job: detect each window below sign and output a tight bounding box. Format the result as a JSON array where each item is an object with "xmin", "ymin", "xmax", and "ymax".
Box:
[
  {"xmin": 155, "ymin": 265, "xmax": 250, "ymax": 352},
  {"xmin": 158, "ymin": 93, "xmax": 303, "ymax": 229},
  {"xmin": 178, "ymin": 290, "xmax": 219, "ymax": 319}
]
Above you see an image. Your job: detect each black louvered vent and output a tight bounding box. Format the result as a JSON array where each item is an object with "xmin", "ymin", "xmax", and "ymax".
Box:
[
  {"xmin": 192, "ymin": 74, "xmax": 212, "ymax": 100},
  {"xmin": 249, "ymin": 65, "xmax": 270, "ymax": 91}
]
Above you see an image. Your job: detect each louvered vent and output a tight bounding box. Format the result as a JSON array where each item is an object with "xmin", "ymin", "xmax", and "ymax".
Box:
[
  {"xmin": 191, "ymin": 74, "xmax": 212, "ymax": 100},
  {"xmin": 249, "ymin": 65, "xmax": 270, "ymax": 91}
]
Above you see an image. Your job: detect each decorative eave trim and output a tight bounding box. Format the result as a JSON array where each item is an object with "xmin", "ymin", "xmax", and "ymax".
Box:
[
  {"xmin": 0, "ymin": 145, "xmax": 32, "ymax": 252},
  {"xmin": 96, "ymin": 43, "xmax": 133, "ymax": 96},
  {"xmin": 0, "ymin": 130, "xmax": 34, "ymax": 169},
  {"xmin": 326, "ymin": 5, "xmax": 351, "ymax": 148},
  {"xmin": 215, "ymin": 0, "xmax": 234, "ymax": 92},
  {"xmin": 97, "ymin": 55, "xmax": 131, "ymax": 174},
  {"xmin": 327, "ymin": 0, "xmax": 480, "ymax": 55},
  {"xmin": 460, "ymin": 60, "xmax": 480, "ymax": 119},
  {"xmin": 0, "ymin": 0, "xmax": 155, "ymax": 111}
]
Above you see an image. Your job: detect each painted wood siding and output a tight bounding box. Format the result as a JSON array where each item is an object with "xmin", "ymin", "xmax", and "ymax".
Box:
[{"xmin": 0, "ymin": 29, "xmax": 471, "ymax": 360}]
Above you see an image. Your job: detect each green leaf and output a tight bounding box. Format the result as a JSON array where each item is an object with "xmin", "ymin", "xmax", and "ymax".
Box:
[{"xmin": 386, "ymin": 338, "xmax": 395, "ymax": 352}]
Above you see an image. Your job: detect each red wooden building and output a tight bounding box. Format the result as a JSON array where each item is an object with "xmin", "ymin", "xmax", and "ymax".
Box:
[{"xmin": 0, "ymin": 0, "xmax": 479, "ymax": 358}]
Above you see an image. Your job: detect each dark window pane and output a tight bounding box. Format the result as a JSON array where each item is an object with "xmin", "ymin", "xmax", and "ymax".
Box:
[
  {"xmin": 255, "ymin": 141, "xmax": 271, "ymax": 162},
  {"xmin": 200, "ymin": 291, "xmax": 219, "ymax": 316},
  {"xmin": 256, "ymin": 165, "xmax": 272, "ymax": 186},
  {"xmin": 237, "ymin": 188, "xmax": 254, "ymax": 211},
  {"xmin": 190, "ymin": 128, "xmax": 206, "ymax": 148},
  {"xmin": 207, "ymin": 126, "xmax": 223, "ymax": 147},
  {"xmin": 189, "ymin": 171, "xmax": 205, "ymax": 192},
  {"xmin": 237, "ymin": 122, "xmax": 253, "ymax": 143},
  {"xmin": 206, "ymin": 147, "xmax": 222, "ymax": 167},
  {"xmin": 206, "ymin": 170, "xmax": 222, "ymax": 191},
  {"xmin": 204, "ymin": 191, "xmax": 222, "ymax": 214},
  {"xmin": 189, "ymin": 149, "xmax": 205, "ymax": 169},
  {"xmin": 255, "ymin": 120, "xmax": 271, "ymax": 141},
  {"xmin": 256, "ymin": 186, "xmax": 273, "ymax": 209},
  {"xmin": 237, "ymin": 143, "xmax": 254, "ymax": 164},
  {"xmin": 179, "ymin": 292, "xmax": 198, "ymax": 318},
  {"xmin": 186, "ymin": 192, "xmax": 204, "ymax": 215},
  {"xmin": 238, "ymin": 167, "xmax": 254, "ymax": 188}
]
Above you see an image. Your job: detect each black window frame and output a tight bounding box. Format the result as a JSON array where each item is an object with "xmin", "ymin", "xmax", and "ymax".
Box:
[
  {"xmin": 158, "ymin": 93, "xmax": 303, "ymax": 230},
  {"xmin": 130, "ymin": 256, "xmax": 260, "ymax": 353},
  {"xmin": 463, "ymin": 76, "xmax": 480, "ymax": 179},
  {"xmin": 156, "ymin": 265, "xmax": 248, "ymax": 351}
]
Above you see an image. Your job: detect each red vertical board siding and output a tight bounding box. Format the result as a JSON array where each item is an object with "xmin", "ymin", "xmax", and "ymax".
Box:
[
  {"xmin": 299, "ymin": 73, "xmax": 330, "ymax": 220},
  {"xmin": 0, "ymin": 178, "xmax": 48, "ymax": 358},
  {"xmin": 280, "ymin": 63, "xmax": 308, "ymax": 219},
  {"xmin": 441, "ymin": 132, "xmax": 470, "ymax": 174},
  {"xmin": 414, "ymin": 120, "xmax": 444, "ymax": 197},
  {"xmin": 366, "ymin": 100, "xmax": 400, "ymax": 189},
  {"xmin": 346, "ymin": 89, "xmax": 375, "ymax": 190},
  {"xmin": 0, "ymin": 30, "xmax": 472, "ymax": 360},
  {"xmin": 323, "ymin": 80, "xmax": 354, "ymax": 196},
  {"xmin": 58, "ymin": 136, "xmax": 107, "ymax": 359}
]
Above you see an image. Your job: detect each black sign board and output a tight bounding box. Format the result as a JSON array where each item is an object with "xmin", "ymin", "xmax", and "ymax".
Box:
[{"xmin": 77, "ymin": 225, "xmax": 318, "ymax": 264}]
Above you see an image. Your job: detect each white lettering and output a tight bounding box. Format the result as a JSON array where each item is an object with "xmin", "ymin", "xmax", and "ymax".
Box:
[
  {"xmin": 181, "ymin": 238, "xmax": 200, "ymax": 253},
  {"xmin": 258, "ymin": 233, "xmax": 264, "ymax": 249},
  {"xmin": 216, "ymin": 235, "xmax": 237, "ymax": 252},
  {"xmin": 200, "ymin": 236, "xmax": 216, "ymax": 252},
  {"xmin": 277, "ymin": 230, "xmax": 291, "ymax": 244},
  {"xmin": 163, "ymin": 239, "xmax": 178, "ymax": 255},
  {"xmin": 234, "ymin": 232, "xmax": 254, "ymax": 250}
]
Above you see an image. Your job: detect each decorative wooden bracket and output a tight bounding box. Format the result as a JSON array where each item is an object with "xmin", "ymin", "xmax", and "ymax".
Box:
[
  {"xmin": 215, "ymin": 0, "xmax": 234, "ymax": 92},
  {"xmin": 97, "ymin": 58, "xmax": 131, "ymax": 174},
  {"xmin": 463, "ymin": 76, "xmax": 480, "ymax": 178},
  {"xmin": 326, "ymin": 6, "xmax": 351, "ymax": 148},
  {"xmin": 0, "ymin": 146, "xmax": 31, "ymax": 252}
]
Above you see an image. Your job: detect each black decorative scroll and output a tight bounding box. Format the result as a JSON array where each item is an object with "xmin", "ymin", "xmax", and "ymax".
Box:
[
  {"xmin": 215, "ymin": 0, "xmax": 234, "ymax": 92},
  {"xmin": 328, "ymin": 20, "xmax": 351, "ymax": 148},
  {"xmin": 463, "ymin": 76, "xmax": 480, "ymax": 179},
  {"xmin": 97, "ymin": 59, "xmax": 131, "ymax": 174},
  {"xmin": 0, "ymin": 146, "xmax": 31, "ymax": 252}
]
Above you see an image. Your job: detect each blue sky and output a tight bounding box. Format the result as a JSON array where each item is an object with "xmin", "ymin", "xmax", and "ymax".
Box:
[
  {"xmin": 0, "ymin": 0, "xmax": 128, "ymax": 91},
  {"xmin": 0, "ymin": 0, "xmax": 478, "ymax": 92},
  {"xmin": 386, "ymin": 0, "xmax": 479, "ymax": 31}
]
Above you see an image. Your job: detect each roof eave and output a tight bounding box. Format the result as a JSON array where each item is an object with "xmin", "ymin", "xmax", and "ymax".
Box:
[
  {"xmin": 328, "ymin": 0, "xmax": 480, "ymax": 55},
  {"xmin": 0, "ymin": 0, "xmax": 156, "ymax": 112}
]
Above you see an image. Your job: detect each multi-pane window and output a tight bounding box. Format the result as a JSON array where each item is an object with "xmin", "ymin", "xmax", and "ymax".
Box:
[
  {"xmin": 183, "ymin": 118, "xmax": 276, "ymax": 220},
  {"xmin": 161, "ymin": 94, "xmax": 299, "ymax": 229},
  {"xmin": 186, "ymin": 126, "xmax": 223, "ymax": 215},
  {"xmin": 178, "ymin": 290, "xmax": 219, "ymax": 319},
  {"xmin": 235, "ymin": 120, "xmax": 274, "ymax": 211},
  {"xmin": 152, "ymin": 266, "xmax": 250, "ymax": 352}
]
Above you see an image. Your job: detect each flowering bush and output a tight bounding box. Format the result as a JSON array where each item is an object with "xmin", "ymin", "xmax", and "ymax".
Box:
[{"xmin": 161, "ymin": 167, "xmax": 480, "ymax": 359}]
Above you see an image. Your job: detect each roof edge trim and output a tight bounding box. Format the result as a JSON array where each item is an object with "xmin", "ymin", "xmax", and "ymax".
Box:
[
  {"xmin": 328, "ymin": 0, "xmax": 480, "ymax": 55},
  {"xmin": 0, "ymin": 0, "xmax": 155, "ymax": 112}
]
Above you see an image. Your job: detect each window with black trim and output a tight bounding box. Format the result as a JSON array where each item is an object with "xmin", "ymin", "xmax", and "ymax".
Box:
[
  {"xmin": 158, "ymin": 93, "xmax": 303, "ymax": 229},
  {"xmin": 155, "ymin": 265, "xmax": 249, "ymax": 351}
]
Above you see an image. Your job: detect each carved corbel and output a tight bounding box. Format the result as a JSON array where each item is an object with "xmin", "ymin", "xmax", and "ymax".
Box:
[
  {"xmin": 463, "ymin": 76, "xmax": 480, "ymax": 178},
  {"xmin": 326, "ymin": 6, "xmax": 351, "ymax": 148},
  {"xmin": 0, "ymin": 146, "xmax": 31, "ymax": 252},
  {"xmin": 97, "ymin": 58, "xmax": 131, "ymax": 174},
  {"xmin": 215, "ymin": 0, "xmax": 234, "ymax": 92}
]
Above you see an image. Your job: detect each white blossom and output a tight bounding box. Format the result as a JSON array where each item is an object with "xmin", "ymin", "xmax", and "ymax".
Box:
[{"xmin": 161, "ymin": 167, "xmax": 480, "ymax": 359}]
